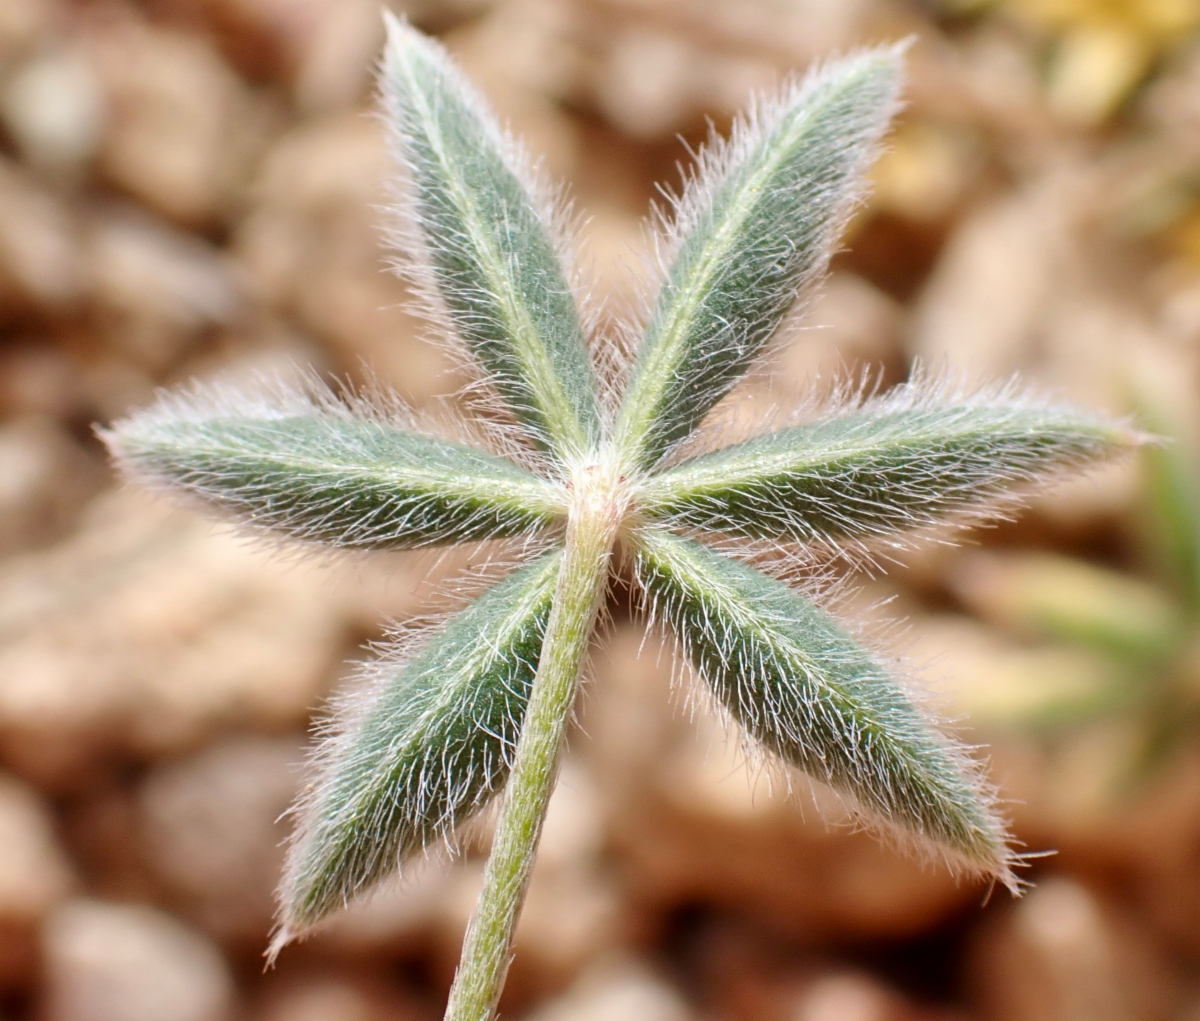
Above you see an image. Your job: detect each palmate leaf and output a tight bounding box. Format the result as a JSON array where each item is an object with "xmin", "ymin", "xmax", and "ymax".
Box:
[
  {"xmin": 105, "ymin": 383, "xmax": 564, "ymax": 549},
  {"xmin": 96, "ymin": 23, "xmax": 1148, "ymax": 1008},
  {"xmin": 637, "ymin": 389, "xmax": 1132, "ymax": 547},
  {"xmin": 277, "ymin": 548, "xmax": 563, "ymax": 941},
  {"xmin": 613, "ymin": 46, "xmax": 904, "ymax": 469},
  {"xmin": 381, "ymin": 14, "xmax": 601, "ymax": 461},
  {"xmin": 633, "ymin": 527, "xmax": 1014, "ymax": 883}
]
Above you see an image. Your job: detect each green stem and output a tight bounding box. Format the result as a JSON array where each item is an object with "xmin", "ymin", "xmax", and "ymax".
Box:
[{"xmin": 443, "ymin": 489, "xmax": 616, "ymax": 1021}]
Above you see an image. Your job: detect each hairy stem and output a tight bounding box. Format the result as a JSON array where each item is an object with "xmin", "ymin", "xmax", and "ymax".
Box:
[{"xmin": 443, "ymin": 462, "xmax": 619, "ymax": 1021}]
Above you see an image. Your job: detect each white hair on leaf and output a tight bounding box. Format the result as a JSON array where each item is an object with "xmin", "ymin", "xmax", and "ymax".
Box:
[{"xmin": 102, "ymin": 368, "xmax": 567, "ymax": 555}]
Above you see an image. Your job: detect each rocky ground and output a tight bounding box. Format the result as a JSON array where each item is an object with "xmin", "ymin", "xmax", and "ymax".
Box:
[{"xmin": 2, "ymin": 0, "xmax": 1200, "ymax": 1019}]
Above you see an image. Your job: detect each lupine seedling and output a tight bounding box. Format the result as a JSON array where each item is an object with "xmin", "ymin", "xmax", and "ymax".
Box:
[{"xmin": 103, "ymin": 17, "xmax": 1137, "ymax": 1021}]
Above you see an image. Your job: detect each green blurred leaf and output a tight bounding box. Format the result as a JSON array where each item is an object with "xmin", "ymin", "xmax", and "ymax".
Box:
[
  {"xmin": 1142, "ymin": 430, "xmax": 1200, "ymax": 610},
  {"xmin": 950, "ymin": 551, "xmax": 1184, "ymax": 662}
]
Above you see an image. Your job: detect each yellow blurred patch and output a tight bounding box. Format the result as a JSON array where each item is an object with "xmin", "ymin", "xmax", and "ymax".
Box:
[
  {"xmin": 1169, "ymin": 204, "xmax": 1200, "ymax": 267},
  {"xmin": 1046, "ymin": 24, "xmax": 1153, "ymax": 124},
  {"xmin": 871, "ymin": 121, "xmax": 981, "ymax": 221}
]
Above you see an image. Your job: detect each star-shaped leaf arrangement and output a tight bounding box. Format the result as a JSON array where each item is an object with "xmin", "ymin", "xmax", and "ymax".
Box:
[{"xmin": 103, "ymin": 17, "xmax": 1136, "ymax": 1021}]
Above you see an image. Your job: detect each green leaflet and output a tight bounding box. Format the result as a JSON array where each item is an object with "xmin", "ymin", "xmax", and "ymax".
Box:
[
  {"xmin": 613, "ymin": 48, "xmax": 903, "ymax": 469},
  {"xmin": 280, "ymin": 549, "xmax": 562, "ymax": 934},
  {"xmin": 382, "ymin": 14, "xmax": 601, "ymax": 460},
  {"xmin": 633, "ymin": 527, "xmax": 1012, "ymax": 878},
  {"xmin": 950, "ymin": 552, "xmax": 1183, "ymax": 663},
  {"xmin": 637, "ymin": 399, "xmax": 1129, "ymax": 545},
  {"xmin": 107, "ymin": 410, "xmax": 563, "ymax": 549},
  {"xmin": 1138, "ymin": 407, "xmax": 1200, "ymax": 609}
]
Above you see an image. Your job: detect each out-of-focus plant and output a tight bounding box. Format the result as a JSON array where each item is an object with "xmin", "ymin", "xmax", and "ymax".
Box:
[
  {"xmin": 951, "ymin": 411, "xmax": 1200, "ymax": 774},
  {"xmin": 101, "ymin": 18, "xmax": 1134, "ymax": 1021}
]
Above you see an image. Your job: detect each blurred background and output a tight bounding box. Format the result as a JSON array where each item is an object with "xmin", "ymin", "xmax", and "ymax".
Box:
[{"xmin": 2, "ymin": 0, "xmax": 1200, "ymax": 1018}]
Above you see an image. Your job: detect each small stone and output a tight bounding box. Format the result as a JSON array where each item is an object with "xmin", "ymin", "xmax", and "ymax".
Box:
[
  {"xmin": 523, "ymin": 957, "xmax": 693, "ymax": 1021},
  {"xmin": 77, "ymin": 357, "xmax": 156, "ymax": 426},
  {"xmin": 237, "ymin": 114, "xmax": 386, "ymax": 310},
  {"xmin": 572, "ymin": 203, "xmax": 645, "ymax": 311},
  {"xmin": 967, "ymin": 877, "xmax": 1171, "ymax": 1021},
  {"xmin": 0, "ymin": 345, "xmax": 88, "ymax": 421},
  {"xmin": 1142, "ymin": 42, "xmax": 1200, "ymax": 149},
  {"xmin": 771, "ymin": 273, "xmax": 904, "ymax": 403},
  {"xmin": 86, "ymin": 12, "xmax": 274, "ymax": 225},
  {"xmin": 589, "ymin": 23, "xmax": 775, "ymax": 141},
  {"xmin": 0, "ymin": 416, "xmax": 105, "ymax": 557},
  {"xmin": 1, "ymin": 46, "xmax": 106, "ymax": 179},
  {"xmin": 251, "ymin": 974, "xmax": 426, "ymax": 1021},
  {"xmin": 581, "ymin": 0, "xmax": 875, "ymax": 74},
  {"xmin": 443, "ymin": 0, "xmax": 586, "ymax": 180},
  {"xmin": 0, "ymin": 773, "xmax": 75, "ymax": 919},
  {"xmin": 179, "ymin": 0, "xmax": 393, "ymax": 102},
  {"xmin": 138, "ymin": 736, "xmax": 304, "ymax": 943},
  {"xmin": 234, "ymin": 114, "xmax": 456, "ymax": 403},
  {"xmin": 1038, "ymin": 291, "xmax": 1162, "ymax": 413},
  {"xmin": 256, "ymin": 979, "xmax": 372, "ymax": 1021},
  {"xmin": 316, "ymin": 854, "xmax": 459, "ymax": 955},
  {"xmin": 292, "ymin": 0, "xmax": 382, "ymax": 114},
  {"xmin": 910, "ymin": 186, "xmax": 1067, "ymax": 379},
  {"xmin": 43, "ymin": 899, "xmax": 235, "ymax": 1021},
  {"xmin": 593, "ymin": 29, "xmax": 703, "ymax": 139},
  {"xmin": 950, "ymin": 24, "xmax": 1045, "ymax": 129},
  {"xmin": 0, "ymin": 771, "xmax": 76, "ymax": 985},
  {"xmin": 0, "ymin": 0, "xmax": 58, "ymax": 64},
  {"xmin": 789, "ymin": 972, "xmax": 915, "ymax": 1021},
  {"xmin": 0, "ymin": 490, "xmax": 349, "ymax": 786},
  {"xmin": 0, "ymin": 158, "xmax": 84, "ymax": 316},
  {"xmin": 87, "ymin": 207, "xmax": 241, "ymax": 372},
  {"xmin": 257, "ymin": 979, "xmax": 375, "ymax": 1021}
]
